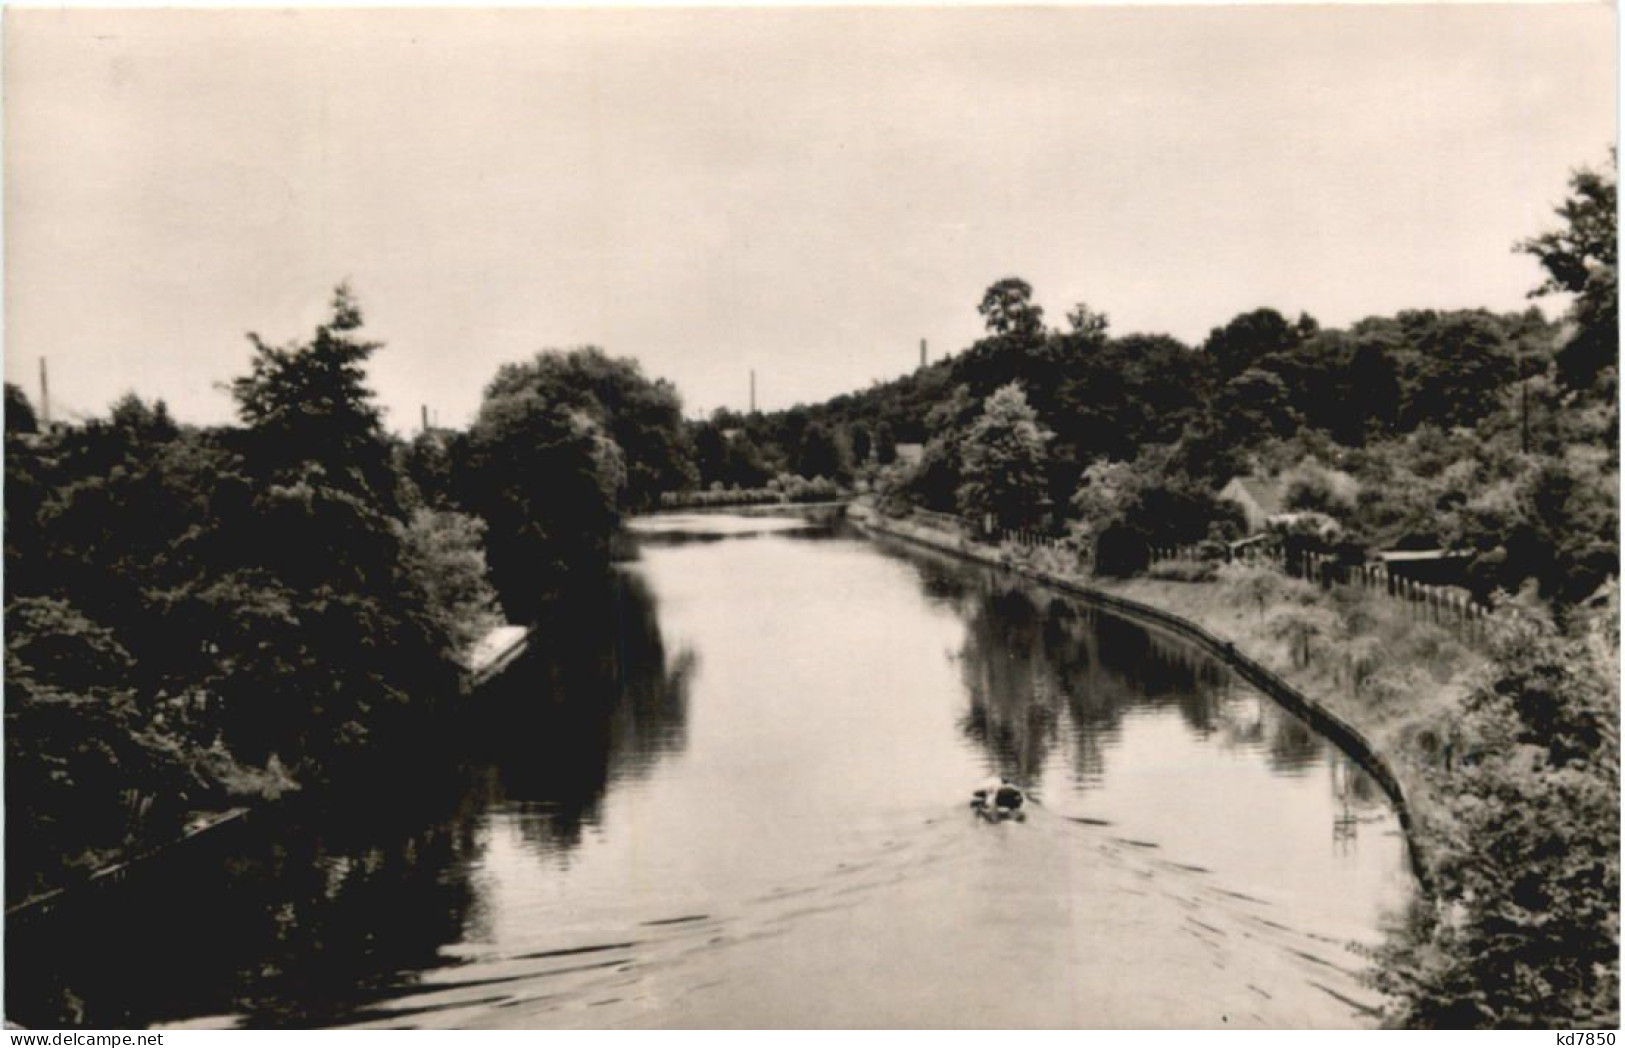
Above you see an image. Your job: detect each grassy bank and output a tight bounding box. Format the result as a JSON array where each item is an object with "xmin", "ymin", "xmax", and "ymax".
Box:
[
  {"xmin": 853, "ymin": 502, "xmax": 1618, "ymax": 1027},
  {"xmin": 1097, "ymin": 570, "xmax": 1482, "ymax": 855},
  {"xmin": 849, "ymin": 503, "xmax": 1479, "ymax": 879}
]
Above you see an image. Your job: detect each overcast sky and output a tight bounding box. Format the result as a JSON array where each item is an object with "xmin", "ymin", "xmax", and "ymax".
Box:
[{"xmin": 5, "ymin": 5, "xmax": 1616, "ymax": 430}]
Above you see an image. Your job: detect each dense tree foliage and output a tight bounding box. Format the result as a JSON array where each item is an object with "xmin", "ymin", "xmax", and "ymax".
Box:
[
  {"xmin": 1379, "ymin": 611, "xmax": 1619, "ymax": 1027},
  {"xmin": 7, "ymin": 383, "xmax": 39, "ymax": 434},
  {"xmin": 5, "ymin": 149, "xmax": 1615, "ymax": 1028},
  {"xmin": 832, "ymin": 154, "xmax": 1617, "ymax": 1029},
  {"xmin": 474, "ymin": 348, "xmax": 693, "ymax": 514},
  {"xmin": 463, "ymin": 389, "xmax": 624, "ymax": 621},
  {"xmin": 977, "ymin": 276, "xmax": 1046, "ymax": 341},
  {"xmin": 1519, "ymin": 155, "xmax": 1618, "ymax": 392},
  {"xmin": 455, "ymin": 346, "xmax": 699, "ymax": 618},
  {"xmin": 5, "ymin": 299, "xmax": 714, "ymax": 898},
  {"xmin": 5, "ymin": 288, "xmax": 507, "ymax": 895},
  {"xmin": 956, "ymin": 383, "xmax": 1052, "ymax": 532}
]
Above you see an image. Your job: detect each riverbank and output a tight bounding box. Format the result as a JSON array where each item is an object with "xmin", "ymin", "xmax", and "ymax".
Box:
[
  {"xmin": 7, "ymin": 620, "xmax": 535, "ymax": 927},
  {"xmin": 847, "ymin": 503, "xmax": 1482, "ymax": 895}
]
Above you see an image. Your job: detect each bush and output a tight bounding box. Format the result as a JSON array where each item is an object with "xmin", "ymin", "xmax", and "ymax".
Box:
[
  {"xmin": 1377, "ymin": 616, "xmax": 1620, "ymax": 1027},
  {"xmin": 1146, "ymin": 559, "xmax": 1219, "ymax": 583},
  {"xmin": 1283, "ymin": 458, "xmax": 1361, "ymax": 518}
]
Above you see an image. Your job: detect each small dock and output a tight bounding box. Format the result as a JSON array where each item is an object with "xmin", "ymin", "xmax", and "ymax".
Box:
[{"xmin": 467, "ymin": 624, "xmax": 531, "ymax": 688}]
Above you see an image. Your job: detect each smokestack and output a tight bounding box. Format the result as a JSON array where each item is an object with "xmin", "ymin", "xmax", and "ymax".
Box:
[
  {"xmin": 421, "ymin": 404, "xmax": 429, "ymax": 434},
  {"xmin": 38, "ymin": 358, "xmax": 49, "ymax": 426},
  {"xmin": 750, "ymin": 369, "xmax": 756, "ymax": 414},
  {"xmin": 920, "ymin": 339, "xmax": 927, "ymax": 369}
]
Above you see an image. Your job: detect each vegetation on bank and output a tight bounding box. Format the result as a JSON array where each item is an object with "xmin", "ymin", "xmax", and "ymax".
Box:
[
  {"xmin": 658, "ymin": 475, "xmax": 843, "ymax": 510},
  {"xmin": 828, "ymin": 155, "xmax": 1618, "ymax": 1028},
  {"xmin": 865, "ymin": 502, "xmax": 1617, "ymax": 1027},
  {"xmin": 1115, "ymin": 562, "xmax": 1619, "ymax": 1028},
  {"xmin": 706, "ymin": 158, "xmax": 1616, "ymax": 626},
  {"xmin": 4, "ymin": 295, "xmax": 692, "ymax": 898},
  {"xmin": 4, "ymin": 149, "xmax": 1615, "ymax": 1029}
]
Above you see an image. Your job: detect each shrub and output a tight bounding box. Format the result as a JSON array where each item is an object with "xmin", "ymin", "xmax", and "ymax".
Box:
[
  {"xmin": 1377, "ymin": 616, "xmax": 1620, "ymax": 1027},
  {"xmin": 1146, "ymin": 559, "xmax": 1219, "ymax": 583},
  {"xmin": 1283, "ymin": 458, "xmax": 1361, "ymax": 518}
]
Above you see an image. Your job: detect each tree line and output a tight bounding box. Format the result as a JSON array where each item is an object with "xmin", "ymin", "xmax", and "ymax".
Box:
[
  {"xmin": 724, "ymin": 159, "xmax": 1617, "ymax": 623},
  {"xmin": 5, "ymin": 153, "xmax": 1615, "ymax": 1028},
  {"xmin": 729, "ymin": 154, "xmax": 1608, "ymax": 1028},
  {"xmin": 4, "ymin": 289, "xmax": 694, "ymax": 897}
]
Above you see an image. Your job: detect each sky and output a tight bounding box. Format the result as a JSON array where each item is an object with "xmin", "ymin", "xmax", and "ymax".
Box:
[{"xmin": 4, "ymin": 5, "xmax": 1617, "ymax": 431}]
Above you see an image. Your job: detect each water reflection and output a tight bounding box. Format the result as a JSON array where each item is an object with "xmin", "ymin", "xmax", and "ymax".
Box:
[
  {"xmin": 870, "ymin": 533, "xmax": 1403, "ymax": 923},
  {"xmin": 7, "ymin": 515, "xmax": 1408, "ymax": 1030},
  {"xmin": 5, "ymin": 776, "xmax": 485, "ymax": 1029},
  {"xmin": 6, "ymin": 568, "xmax": 695, "ymax": 1030},
  {"xmin": 946, "ymin": 573, "xmax": 1249, "ymax": 789},
  {"xmin": 474, "ymin": 570, "xmax": 696, "ymax": 854}
]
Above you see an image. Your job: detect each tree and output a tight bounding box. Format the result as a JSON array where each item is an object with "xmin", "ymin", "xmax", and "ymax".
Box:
[
  {"xmin": 1379, "ymin": 617, "xmax": 1619, "ymax": 1027},
  {"xmin": 1216, "ymin": 368, "xmax": 1297, "ymax": 441},
  {"xmin": 1203, "ymin": 308, "xmax": 1302, "ymax": 380},
  {"xmin": 848, "ymin": 423, "xmax": 872, "ymax": 466},
  {"xmin": 477, "ymin": 347, "xmax": 692, "ymax": 512},
  {"xmin": 230, "ymin": 282, "xmax": 397, "ymax": 506},
  {"xmin": 794, "ymin": 420, "xmax": 846, "ymax": 480},
  {"xmin": 723, "ymin": 430, "xmax": 773, "ymax": 488},
  {"xmin": 400, "ymin": 508, "xmax": 505, "ymax": 655},
  {"xmin": 956, "ymin": 383, "xmax": 1052, "ymax": 532},
  {"xmin": 691, "ymin": 422, "xmax": 731, "ymax": 487},
  {"xmin": 464, "ymin": 390, "xmax": 624, "ymax": 621},
  {"xmin": 873, "ymin": 420, "xmax": 898, "ymax": 465},
  {"xmin": 7, "ymin": 383, "xmax": 38, "ymax": 435},
  {"xmin": 1399, "ymin": 311, "xmax": 1518, "ymax": 430},
  {"xmin": 1282, "ymin": 459, "xmax": 1360, "ymax": 519},
  {"xmin": 106, "ymin": 394, "xmax": 180, "ymax": 448},
  {"xmin": 1064, "ymin": 302, "xmax": 1110, "ymax": 343},
  {"xmin": 395, "ymin": 430, "xmax": 459, "ymax": 510},
  {"xmin": 1518, "ymin": 154, "xmax": 1618, "ymax": 391},
  {"xmin": 977, "ymin": 278, "xmax": 1046, "ymax": 341},
  {"xmin": 212, "ymin": 285, "xmax": 463, "ymax": 767},
  {"xmin": 4, "ymin": 596, "xmax": 201, "ymax": 892},
  {"xmin": 1346, "ymin": 332, "xmax": 1403, "ymax": 440}
]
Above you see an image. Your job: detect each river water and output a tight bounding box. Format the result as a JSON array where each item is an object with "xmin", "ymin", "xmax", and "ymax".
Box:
[{"xmin": 6, "ymin": 512, "xmax": 1412, "ymax": 1029}]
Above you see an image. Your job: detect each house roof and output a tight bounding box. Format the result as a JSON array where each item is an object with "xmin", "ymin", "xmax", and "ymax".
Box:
[
  {"xmin": 1378, "ymin": 549, "xmax": 1472, "ymax": 563},
  {"xmin": 1223, "ymin": 476, "xmax": 1284, "ymax": 516}
]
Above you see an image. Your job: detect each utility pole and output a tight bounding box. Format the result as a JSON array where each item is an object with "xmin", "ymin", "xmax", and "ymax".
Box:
[
  {"xmin": 749, "ymin": 369, "xmax": 756, "ymax": 414},
  {"xmin": 38, "ymin": 357, "xmax": 49, "ymax": 427}
]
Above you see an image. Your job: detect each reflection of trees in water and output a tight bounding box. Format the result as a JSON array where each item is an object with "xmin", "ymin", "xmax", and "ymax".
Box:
[
  {"xmin": 952, "ymin": 575, "xmax": 1268, "ymax": 790},
  {"xmin": 473, "ymin": 568, "xmax": 695, "ymax": 856},
  {"xmin": 1206, "ymin": 691, "xmax": 1328, "ymax": 776},
  {"xmin": 1266, "ymin": 716, "xmax": 1322, "ymax": 775},
  {"xmin": 956, "ymin": 583, "xmax": 1061, "ymax": 784},
  {"xmin": 865, "ymin": 536, "xmax": 979, "ymax": 610},
  {"xmin": 7, "ymin": 570, "xmax": 693, "ymax": 1030},
  {"xmin": 1330, "ymin": 755, "xmax": 1385, "ymax": 811},
  {"xmin": 5, "ymin": 774, "xmax": 486, "ymax": 1029}
]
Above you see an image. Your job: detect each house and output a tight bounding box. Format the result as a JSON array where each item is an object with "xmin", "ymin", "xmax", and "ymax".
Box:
[
  {"xmin": 892, "ymin": 443, "xmax": 925, "ymax": 467},
  {"xmin": 1218, "ymin": 475, "xmax": 1286, "ymax": 534},
  {"xmin": 1377, "ymin": 548, "xmax": 1473, "ymax": 588}
]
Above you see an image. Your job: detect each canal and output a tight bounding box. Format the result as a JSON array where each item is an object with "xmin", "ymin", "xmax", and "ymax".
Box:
[{"xmin": 6, "ymin": 512, "xmax": 1413, "ymax": 1028}]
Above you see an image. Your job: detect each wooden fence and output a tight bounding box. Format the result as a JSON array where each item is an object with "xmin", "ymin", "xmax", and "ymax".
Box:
[{"xmin": 1149, "ymin": 543, "xmax": 1496, "ymax": 641}]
